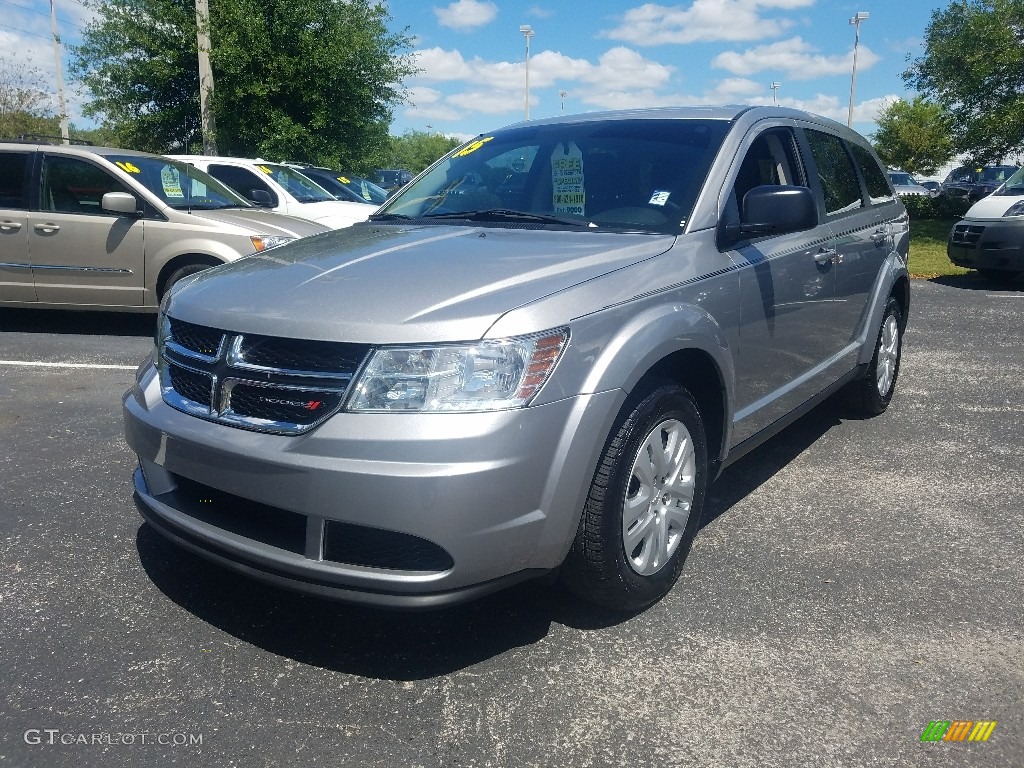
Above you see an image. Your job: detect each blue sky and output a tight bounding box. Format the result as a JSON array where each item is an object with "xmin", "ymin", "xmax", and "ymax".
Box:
[{"xmin": 2, "ymin": 0, "xmax": 946, "ymax": 142}]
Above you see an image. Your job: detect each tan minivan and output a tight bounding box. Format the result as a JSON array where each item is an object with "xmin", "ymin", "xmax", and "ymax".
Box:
[{"xmin": 0, "ymin": 142, "xmax": 329, "ymax": 311}]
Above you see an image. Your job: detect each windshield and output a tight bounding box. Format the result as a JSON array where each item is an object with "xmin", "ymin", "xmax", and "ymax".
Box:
[
  {"xmin": 995, "ymin": 166, "xmax": 1024, "ymax": 195},
  {"xmin": 255, "ymin": 163, "xmax": 336, "ymax": 203},
  {"xmin": 310, "ymin": 170, "xmax": 389, "ymax": 204},
  {"xmin": 335, "ymin": 174, "xmax": 389, "ymax": 204},
  {"xmin": 979, "ymin": 166, "xmax": 1016, "ymax": 183},
  {"xmin": 888, "ymin": 172, "xmax": 918, "ymax": 186},
  {"xmin": 374, "ymin": 119, "xmax": 730, "ymax": 234},
  {"xmin": 106, "ymin": 155, "xmax": 252, "ymax": 210}
]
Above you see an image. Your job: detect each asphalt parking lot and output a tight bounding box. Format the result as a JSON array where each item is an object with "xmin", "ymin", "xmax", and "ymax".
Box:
[{"xmin": 1, "ymin": 276, "xmax": 1022, "ymax": 768}]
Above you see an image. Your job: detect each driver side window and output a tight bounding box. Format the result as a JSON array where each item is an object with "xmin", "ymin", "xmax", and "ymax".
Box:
[{"xmin": 729, "ymin": 128, "xmax": 805, "ymax": 223}]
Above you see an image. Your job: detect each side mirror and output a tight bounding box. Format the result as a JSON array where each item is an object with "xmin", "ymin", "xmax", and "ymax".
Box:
[
  {"xmin": 101, "ymin": 191, "xmax": 141, "ymax": 216},
  {"xmin": 720, "ymin": 185, "xmax": 817, "ymax": 245},
  {"xmin": 249, "ymin": 189, "xmax": 273, "ymax": 207}
]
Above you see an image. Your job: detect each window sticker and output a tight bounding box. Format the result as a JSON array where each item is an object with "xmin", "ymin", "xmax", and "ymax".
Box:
[
  {"xmin": 453, "ymin": 136, "xmax": 493, "ymax": 158},
  {"xmin": 115, "ymin": 161, "xmax": 141, "ymax": 174},
  {"xmin": 337, "ymin": 176, "xmax": 350, "ymax": 184},
  {"xmin": 161, "ymin": 166, "xmax": 184, "ymax": 199},
  {"xmin": 551, "ymin": 141, "xmax": 584, "ymax": 216},
  {"xmin": 257, "ymin": 165, "xmax": 273, "ymax": 174},
  {"xmin": 648, "ymin": 190, "xmax": 670, "ymax": 207}
]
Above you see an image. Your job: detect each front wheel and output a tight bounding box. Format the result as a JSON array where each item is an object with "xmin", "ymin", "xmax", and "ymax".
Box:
[{"xmin": 561, "ymin": 384, "xmax": 708, "ymax": 611}]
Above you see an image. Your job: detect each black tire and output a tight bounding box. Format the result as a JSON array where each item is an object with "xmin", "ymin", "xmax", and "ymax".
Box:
[
  {"xmin": 845, "ymin": 297, "xmax": 903, "ymax": 417},
  {"xmin": 561, "ymin": 383, "xmax": 708, "ymax": 611},
  {"xmin": 977, "ymin": 268, "xmax": 1020, "ymax": 283},
  {"xmin": 159, "ymin": 262, "xmax": 214, "ymax": 300}
]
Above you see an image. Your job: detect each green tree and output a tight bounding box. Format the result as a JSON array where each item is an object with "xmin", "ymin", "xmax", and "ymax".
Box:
[
  {"xmin": 70, "ymin": 0, "xmax": 417, "ymax": 169},
  {"xmin": 0, "ymin": 55, "xmax": 54, "ymax": 138},
  {"xmin": 904, "ymin": 0, "xmax": 1024, "ymax": 162},
  {"xmin": 871, "ymin": 97, "xmax": 954, "ymax": 176},
  {"xmin": 387, "ymin": 130, "xmax": 462, "ymax": 174}
]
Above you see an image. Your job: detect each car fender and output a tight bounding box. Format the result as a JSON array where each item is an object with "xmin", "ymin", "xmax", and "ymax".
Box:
[{"xmin": 856, "ymin": 250, "xmax": 910, "ymax": 366}]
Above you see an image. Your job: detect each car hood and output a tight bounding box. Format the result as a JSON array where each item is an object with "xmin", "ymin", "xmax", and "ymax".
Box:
[
  {"xmin": 166, "ymin": 223, "xmax": 675, "ymax": 343},
  {"xmin": 965, "ymin": 194, "xmax": 1024, "ymax": 220},
  {"xmin": 295, "ymin": 200, "xmax": 376, "ymax": 228},
  {"xmin": 184, "ymin": 208, "xmax": 330, "ymax": 237}
]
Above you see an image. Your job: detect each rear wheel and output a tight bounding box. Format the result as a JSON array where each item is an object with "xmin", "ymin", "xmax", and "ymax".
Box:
[
  {"xmin": 845, "ymin": 297, "xmax": 903, "ymax": 417},
  {"xmin": 562, "ymin": 384, "xmax": 707, "ymax": 611}
]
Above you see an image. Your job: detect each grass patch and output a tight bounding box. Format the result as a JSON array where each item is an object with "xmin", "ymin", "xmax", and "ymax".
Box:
[{"xmin": 908, "ymin": 218, "xmax": 969, "ymax": 279}]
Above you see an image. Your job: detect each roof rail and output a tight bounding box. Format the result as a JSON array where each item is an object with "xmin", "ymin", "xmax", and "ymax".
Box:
[{"xmin": 15, "ymin": 133, "xmax": 94, "ymax": 146}]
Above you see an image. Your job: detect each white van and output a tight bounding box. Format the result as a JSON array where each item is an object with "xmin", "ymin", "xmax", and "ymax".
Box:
[
  {"xmin": 948, "ymin": 165, "xmax": 1024, "ymax": 282},
  {"xmin": 168, "ymin": 156, "xmax": 376, "ymax": 229}
]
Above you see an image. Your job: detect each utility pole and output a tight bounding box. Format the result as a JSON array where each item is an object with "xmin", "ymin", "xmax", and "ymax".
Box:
[
  {"xmin": 49, "ymin": 0, "xmax": 69, "ymax": 144},
  {"xmin": 195, "ymin": 0, "xmax": 218, "ymax": 154},
  {"xmin": 847, "ymin": 12, "xmax": 869, "ymax": 127}
]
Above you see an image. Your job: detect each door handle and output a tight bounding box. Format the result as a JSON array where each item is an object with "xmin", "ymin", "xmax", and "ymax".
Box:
[
  {"xmin": 813, "ymin": 248, "xmax": 836, "ymax": 264},
  {"xmin": 0, "ymin": 220, "xmax": 23, "ymax": 232},
  {"xmin": 34, "ymin": 223, "xmax": 60, "ymax": 234}
]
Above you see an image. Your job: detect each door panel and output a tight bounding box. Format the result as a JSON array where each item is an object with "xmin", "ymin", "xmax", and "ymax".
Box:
[
  {"xmin": 29, "ymin": 154, "xmax": 145, "ymax": 307},
  {"xmin": 0, "ymin": 151, "xmax": 36, "ymax": 302},
  {"xmin": 728, "ymin": 126, "xmax": 847, "ymax": 445}
]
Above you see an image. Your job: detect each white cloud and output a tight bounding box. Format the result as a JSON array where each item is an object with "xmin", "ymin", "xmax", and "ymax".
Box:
[
  {"xmin": 433, "ymin": 0, "xmax": 498, "ymax": 32},
  {"xmin": 448, "ymin": 89, "xmax": 526, "ymax": 115},
  {"xmin": 404, "ymin": 86, "xmax": 464, "ymax": 121},
  {"xmin": 712, "ymin": 37, "xmax": 881, "ymax": 80},
  {"xmin": 602, "ymin": 0, "xmax": 815, "ymax": 46}
]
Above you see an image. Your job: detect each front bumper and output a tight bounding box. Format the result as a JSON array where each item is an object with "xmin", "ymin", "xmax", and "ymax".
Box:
[
  {"xmin": 948, "ymin": 219, "xmax": 1024, "ymax": 272},
  {"xmin": 124, "ymin": 361, "xmax": 619, "ymax": 609}
]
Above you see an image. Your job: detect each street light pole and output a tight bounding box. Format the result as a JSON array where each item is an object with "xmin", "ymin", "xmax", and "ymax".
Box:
[
  {"xmin": 847, "ymin": 11, "xmax": 869, "ymax": 127},
  {"xmin": 559, "ymin": 90, "xmax": 567, "ymax": 114},
  {"xmin": 519, "ymin": 24, "xmax": 534, "ymax": 120},
  {"xmin": 770, "ymin": 81, "xmax": 780, "ymax": 105}
]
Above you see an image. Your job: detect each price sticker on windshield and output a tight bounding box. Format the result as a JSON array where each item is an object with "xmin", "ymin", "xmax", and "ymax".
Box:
[
  {"xmin": 115, "ymin": 161, "xmax": 141, "ymax": 174},
  {"xmin": 551, "ymin": 141, "xmax": 585, "ymax": 216},
  {"xmin": 257, "ymin": 165, "xmax": 273, "ymax": 174}
]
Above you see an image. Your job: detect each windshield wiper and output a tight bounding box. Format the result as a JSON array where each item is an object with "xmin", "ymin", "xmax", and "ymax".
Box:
[
  {"xmin": 368, "ymin": 212, "xmax": 412, "ymax": 221},
  {"xmin": 422, "ymin": 209, "xmax": 590, "ymax": 226}
]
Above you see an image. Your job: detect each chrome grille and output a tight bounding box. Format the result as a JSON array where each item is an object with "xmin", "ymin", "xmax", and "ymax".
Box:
[
  {"xmin": 950, "ymin": 223, "xmax": 985, "ymax": 246},
  {"xmin": 159, "ymin": 317, "xmax": 370, "ymax": 434}
]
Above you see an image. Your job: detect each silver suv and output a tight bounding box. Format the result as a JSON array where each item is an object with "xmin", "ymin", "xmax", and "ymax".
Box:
[
  {"xmin": 124, "ymin": 106, "xmax": 910, "ymax": 611},
  {"xmin": 0, "ymin": 142, "xmax": 328, "ymax": 310}
]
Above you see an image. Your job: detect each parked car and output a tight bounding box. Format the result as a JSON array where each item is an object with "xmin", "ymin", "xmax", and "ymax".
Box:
[
  {"xmin": 287, "ymin": 165, "xmax": 389, "ymax": 205},
  {"xmin": 375, "ymin": 168, "xmax": 414, "ymax": 193},
  {"xmin": 942, "ymin": 164, "xmax": 1019, "ymax": 202},
  {"xmin": 169, "ymin": 155, "xmax": 375, "ymax": 229},
  {"xmin": 0, "ymin": 141, "xmax": 328, "ymax": 311},
  {"xmin": 919, "ymin": 180, "xmax": 942, "ymax": 195},
  {"xmin": 887, "ymin": 171, "xmax": 933, "ymax": 197},
  {"xmin": 948, "ymin": 164, "xmax": 1024, "ymax": 282},
  {"xmin": 125, "ymin": 106, "xmax": 909, "ymax": 612}
]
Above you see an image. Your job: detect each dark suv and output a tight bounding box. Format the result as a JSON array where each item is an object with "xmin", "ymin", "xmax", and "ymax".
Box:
[{"xmin": 942, "ymin": 165, "xmax": 1019, "ymax": 202}]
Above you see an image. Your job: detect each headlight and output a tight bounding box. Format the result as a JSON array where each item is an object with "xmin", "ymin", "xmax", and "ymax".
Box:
[
  {"xmin": 250, "ymin": 235, "xmax": 295, "ymax": 252},
  {"xmin": 1003, "ymin": 200, "xmax": 1024, "ymax": 217},
  {"xmin": 347, "ymin": 330, "xmax": 568, "ymax": 412}
]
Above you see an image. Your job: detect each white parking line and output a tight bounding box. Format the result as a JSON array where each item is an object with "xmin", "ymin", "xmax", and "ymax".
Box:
[{"xmin": 0, "ymin": 360, "xmax": 137, "ymax": 370}]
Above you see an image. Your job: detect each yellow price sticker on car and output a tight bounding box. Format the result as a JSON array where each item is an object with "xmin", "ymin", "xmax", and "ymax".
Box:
[
  {"xmin": 115, "ymin": 161, "xmax": 141, "ymax": 174},
  {"xmin": 257, "ymin": 165, "xmax": 272, "ymax": 174},
  {"xmin": 337, "ymin": 176, "xmax": 350, "ymax": 184},
  {"xmin": 453, "ymin": 137, "xmax": 493, "ymax": 157}
]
